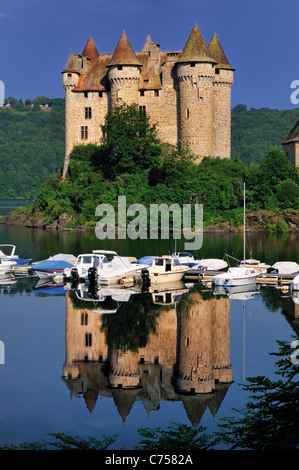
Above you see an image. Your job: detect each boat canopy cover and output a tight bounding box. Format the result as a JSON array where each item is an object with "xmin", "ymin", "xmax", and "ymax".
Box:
[
  {"xmin": 271, "ymin": 261, "xmax": 299, "ymax": 274},
  {"xmin": 33, "ymin": 260, "xmax": 74, "ymax": 271},
  {"xmin": 48, "ymin": 253, "xmax": 77, "ymax": 263},
  {"xmin": 136, "ymin": 256, "xmax": 157, "ymax": 265},
  {"xmin": 198, "ymin": 259, "xmax": 228, "ymax": 270}
]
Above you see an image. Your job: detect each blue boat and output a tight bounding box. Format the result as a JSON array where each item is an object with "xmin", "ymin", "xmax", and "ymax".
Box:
[{"xmin": 32, "ymin": 259, "xmax": 74, "ymax": 278}]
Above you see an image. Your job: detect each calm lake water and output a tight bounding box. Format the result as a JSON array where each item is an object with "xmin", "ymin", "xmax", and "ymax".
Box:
[
  {"xmin": 0, "ymin": 199, "xmax": 32, "ymax": 218},
  {"xmin": 0, "ymin": 201, "xmax": 298, "ymax": 450}
]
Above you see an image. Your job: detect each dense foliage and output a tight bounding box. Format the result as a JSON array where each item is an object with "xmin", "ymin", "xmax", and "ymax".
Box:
[
  {"xmin": 0, "ymin": 97, "xmax": 64, "ymax": 198},
  {"xmin": 1, "ymin": 97, "xmax": 299, "ymax": 200},
  {"xmin": 231, "ymin": 104, "xmax": 299, "ymax": 165},
  {"xmin": 29, "ymin": 103, "xmax": 299, "ymax": 229}
]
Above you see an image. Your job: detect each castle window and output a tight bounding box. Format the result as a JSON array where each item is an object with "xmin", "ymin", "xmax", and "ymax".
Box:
[
  {"xmin": 186, "ymin": 108, "xmax": 190, "ymax": 119},
  {"xmin": 215, "ymin": 69, "xmax": 220, "ymax": 75},
  {"xmin": 68, "ymin": 73, "xmax": 72, "ymax": 78},
  {"xmin": 139, "ymin": 105, "xmax": 146, "ymax": 113},
  {"xmin": 98, "ymin": 91, "xmax": 103, "ymax": 98},
  {"xmin": 140, "ymin": 90, "xmax": 145, "ymax": 97},
  {"xmin": 81, "ymin": 126, "xmax": 88, "ymax": 140},
  {"xmin": 154, "ymin": 90, "xmax": 159, "ymax": 97},
  {"xmin": 190, "ymin": 62, "xmax": 195, "ymax": 67},
  {"xmin": 84, "ymin": 92, "xmax": 88, "ymax": 98},
  {"xmin": 85, "ymin": 107, "xmax": 92, "ymax": 119},
  {"xmin": 118, "ymin": 65, "xmax": 123, "ymax": 71},
  {"xmin": 81, "ymin": 313, "xmax": 88, "ymax": 325},
  {"xmin": 85, "ymin": 333, "xmax": 92, "ymax": 347}
]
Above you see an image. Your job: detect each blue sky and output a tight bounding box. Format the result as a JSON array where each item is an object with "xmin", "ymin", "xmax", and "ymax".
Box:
[{"xmin": 0, "ymin": 0, "xmax": 298, "ymax": 110}]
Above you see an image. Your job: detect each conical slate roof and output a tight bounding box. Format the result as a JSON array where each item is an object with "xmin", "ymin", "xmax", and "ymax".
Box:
[
  {"xmin": 208, "ymin": 33, "xmax": 234, "ymax": 70},
  {"xmin": 61, "ymin": 52, "xmax": 81, "ymax": 73},
  {"xmin": 178, "ymin": 24, "xmax": 216, "ymax": 64},
  {"xmin": 142, "ymin": 33, "xmax": 154, "ymax": 52},
  {"xmin": 107, "ymin": 30, "xmax": 142, "ymax": 67},
  {"xmin": 82, "ymin": 36, "xmax": 100, "ymax": 62}
]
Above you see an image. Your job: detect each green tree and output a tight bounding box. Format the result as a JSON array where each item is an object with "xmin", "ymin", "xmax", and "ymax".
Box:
[
  {"xmin": 217, "ymin": 337, "xmax": 299, "ymax": 450},
  {"xmin": 96, "ymin": 103, "xmax": 162, "ymax": 178}
]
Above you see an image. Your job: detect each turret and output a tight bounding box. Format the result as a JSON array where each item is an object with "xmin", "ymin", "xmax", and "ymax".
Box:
[
  {"xmin": 107, "ymin": 31, "xmax": 142, "ymax": 107},
  {"xmin": 62, "ymin": 53, "xmax": 81, "ymax": 176},
  {"xmin": 176, "ymin": 25, "xmax": 217, "ymax": 162},
  {"xmin": 62, "ymin": 37, "xmax": 100, "ymax": 177},
  {"xmin": 208, "ymin": 33, "xmax": 234, "ymax": 159}
]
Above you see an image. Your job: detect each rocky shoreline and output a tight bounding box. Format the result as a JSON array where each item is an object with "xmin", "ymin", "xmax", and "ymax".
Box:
[{"xmin": 2, "ymin": 208, "xmax": 299, "ymax": 233}]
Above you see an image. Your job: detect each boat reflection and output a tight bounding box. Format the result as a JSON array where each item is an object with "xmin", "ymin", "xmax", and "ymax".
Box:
[
  {"xmin": 212, "ymin": 284, "xmax": 260, "ymax": 300},
  {"xmin": 62, "ymin": 283, "xmax": 233, "ymax": 425}
]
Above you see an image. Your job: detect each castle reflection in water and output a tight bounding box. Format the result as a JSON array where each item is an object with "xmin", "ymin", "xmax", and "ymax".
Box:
[{"xmin": 62, "ymin": 283, "xmax": 233, "ymax": 426}]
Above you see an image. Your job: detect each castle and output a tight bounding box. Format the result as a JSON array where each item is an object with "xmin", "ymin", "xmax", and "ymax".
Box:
[{"xmin": 62, "ymin": 24, "xmax": 234, "ymax": 177}]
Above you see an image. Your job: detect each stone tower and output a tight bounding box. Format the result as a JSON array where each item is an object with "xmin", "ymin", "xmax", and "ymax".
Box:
[
  {"xmin": 62, "ymin": 37, "xmax": 100, "ymax": 177},
  {"xmin": 107, "ymin": 30, "xmax": 143, "ymax": 108},
  {"xmin": 176, "ymin": 25, "xmax": 217, "ymax": 162},
  {"xmin": 61, "ymin": 24, "xmax": 234, "ymax": 176},
  {"xmin": 208, "ymin": 33, "xmax": 234, "ymax": 159}
]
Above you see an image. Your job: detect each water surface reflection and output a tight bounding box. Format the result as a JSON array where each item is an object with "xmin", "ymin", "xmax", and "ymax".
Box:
[{"xmin": 62, "ymin": 282, "xmax": 234, "ymax": 426}]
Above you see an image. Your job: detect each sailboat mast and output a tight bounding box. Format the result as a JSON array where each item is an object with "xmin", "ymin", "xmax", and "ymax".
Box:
[{"xmin": 243, "ymin": 182, "xmax": 246, "ymax": 262}]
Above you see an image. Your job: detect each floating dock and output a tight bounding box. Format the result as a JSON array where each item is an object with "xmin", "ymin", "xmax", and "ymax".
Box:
[{"xmin": 184, "ymin": 270, "xmax": 296, "ymax": 286}]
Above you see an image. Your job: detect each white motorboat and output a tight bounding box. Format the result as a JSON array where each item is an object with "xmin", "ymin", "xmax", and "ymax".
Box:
[
  {"xmin": 141, "ymin": 255, "xmax": 189, "ymax": 285},
  {"xmin": 212, "ymin": 267, "xmax": 259, "ymax": 287},
  {"xmin": 194, "ymin": 258, "xmax": 228, "ymax": 271},
  {"xmin": 239, "ymin": 258, "xmax": 270, "ymax": 273},
  {"xmin": 63, "ymin": 250, "xmax": 150, "ymax": 284},
  {"xmin": 0, "ymin": 258, "xmax": 17, "ymax": 276},
  {"xmin": 171, "ymin": 252, "xmax": 195, "ymax": 265},
  {"xmin": 171, "ymin": 252, "xmax": 227, "ymax": 271},
  {"xmin": 268, "ymin": 261, "xmax": 299, "ymax": 275},
  {"xmin": 0, "ymin": 244, "xmax": 31, "ymax": 266}
]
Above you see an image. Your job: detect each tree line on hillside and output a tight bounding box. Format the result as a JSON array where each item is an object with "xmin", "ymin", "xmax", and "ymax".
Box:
[
  {"xmin": 1, "ymin": 98, "xmax": 299, "ymax": 200},
  {"xmin": 29, "ymin": 103, "xmax": 299, "ymax": 230},
  {"xmin": 0, "ymin": 98, "xmax": 65, "ymax": 198},
  {"xmin": 2, "ymin": 96, "xmax": 64, "ymax": 112},
  {"xmin": 231, "ymin": 104, "xmax": 299, "ymax": 165}
]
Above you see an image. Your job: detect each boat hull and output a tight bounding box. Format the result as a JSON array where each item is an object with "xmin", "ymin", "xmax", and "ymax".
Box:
[
  {"xmin": 150, "ymin": 271, "xmax": 187, "ymax": 284},
  {"xmin": 212, "ymin": 267, "xmax": 259, "ymax": 287},
  {"xmin": 212, "ymin": 275, "xmax": 258, "ymax": 287}
]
